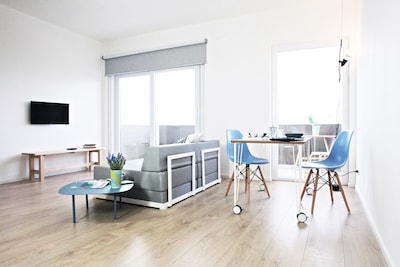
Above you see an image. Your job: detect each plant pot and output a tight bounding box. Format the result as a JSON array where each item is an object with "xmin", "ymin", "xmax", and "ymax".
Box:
[{"xmin": 110, "ymin": 169, "xmax": 122, "ymax": 188}]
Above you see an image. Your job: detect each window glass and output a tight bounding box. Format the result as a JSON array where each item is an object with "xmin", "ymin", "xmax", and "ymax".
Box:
[
  {"xmin": 277, "ymin": 46, "xmax": 342, "ymax": 125},
  {"xmin": 119, "ymin": 75, "xmax": 151, "ymax": 159},
  {"xmin": 155, "ymin": 68, "xmax": 196, "ymax": 144}
]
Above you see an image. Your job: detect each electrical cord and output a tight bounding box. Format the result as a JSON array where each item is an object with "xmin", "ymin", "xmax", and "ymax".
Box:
[
  {"xmin": 339, "ymin": 170, "xmax": 359, "ymax": 176},
  {"xmin": 305, "ymin": 170, "xmax": 359, "ymax": 193}
]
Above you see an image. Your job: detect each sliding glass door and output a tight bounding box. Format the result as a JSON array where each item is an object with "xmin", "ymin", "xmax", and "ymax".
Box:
[
  {"xmin": 272, "ymin": 42, "xmax": 347, "ymax": 180},
  {"xmin": 115, "ymin": 66, "xmax": 202, "ymax": 160}
]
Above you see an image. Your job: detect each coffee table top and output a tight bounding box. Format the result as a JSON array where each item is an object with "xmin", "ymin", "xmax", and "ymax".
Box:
[{"xmin": 58, "ymin": 180, "xmax": 134, "ymax": 195}]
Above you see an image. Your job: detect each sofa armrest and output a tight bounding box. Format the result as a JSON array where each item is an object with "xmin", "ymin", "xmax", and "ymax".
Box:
[
  {"xmin": 167, "ymin": 151, "xmax": 196, "ymax": 207},
  {"xmin": 142, "ymin": 143, "xmax": 196, "ymax": 172},
  {"xmin": 201, "ymin": 147, "xmax": 221, "ymax": 190}
]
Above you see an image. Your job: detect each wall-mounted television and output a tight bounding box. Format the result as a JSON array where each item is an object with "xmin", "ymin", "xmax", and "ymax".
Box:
[{"xmin": 30, "ymin": 101, "xmax": 69, "ymax": 124}]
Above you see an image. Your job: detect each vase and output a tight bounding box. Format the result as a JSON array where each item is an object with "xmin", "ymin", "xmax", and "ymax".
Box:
[
  {"xmin": 269, "ymin": 126, "xmax": 278, "ymax": 138},
  {"xmin": 312, "ymin": 125, "xmax": 320, "ymax": 136},
  {"xmin": 110, "ymin": 169, "xmax": 122, "ymax": 188}
]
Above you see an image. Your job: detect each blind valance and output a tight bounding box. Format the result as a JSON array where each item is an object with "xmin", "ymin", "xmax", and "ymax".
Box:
[{"xmin": 104, "ymin": 40, "xmax": 207, "ymax": 76}]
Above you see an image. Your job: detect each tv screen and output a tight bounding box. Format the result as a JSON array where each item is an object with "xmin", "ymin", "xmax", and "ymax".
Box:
[{"xmin": 30, "ymin": 101, "xmax": 69, "ymax": 124}]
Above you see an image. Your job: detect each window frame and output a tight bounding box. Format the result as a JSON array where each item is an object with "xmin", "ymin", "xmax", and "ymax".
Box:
[
  {"xmin": 108, "ymin": 65, "xmax": 204, "ymax": 154},
  {"xmin": 270, "ymin": 39, "xmax": 350, "ymax": 180}
]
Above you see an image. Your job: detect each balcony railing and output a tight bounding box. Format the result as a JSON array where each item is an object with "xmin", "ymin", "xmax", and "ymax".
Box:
[{"xmin": 278, "ymin": 124, "xmax": 341, "ymax": 164}]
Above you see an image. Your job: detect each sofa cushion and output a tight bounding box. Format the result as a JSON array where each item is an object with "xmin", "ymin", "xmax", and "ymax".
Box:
[{"xmin": 185, "ymin": 132, "xmax": 205, "ymax": 143}]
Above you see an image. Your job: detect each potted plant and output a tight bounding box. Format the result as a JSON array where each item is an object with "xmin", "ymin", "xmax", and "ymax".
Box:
[{"xmin": 106, "ymin": 152, "xmax": 126, "ymax": 188}]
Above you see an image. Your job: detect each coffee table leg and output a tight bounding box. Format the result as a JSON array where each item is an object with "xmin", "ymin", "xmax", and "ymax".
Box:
[
  {"xmin": 72, "ymin": 195, "xmax": 76, "ymax": 223},
  {"xmin": 113, "ymin": 194, "xmax": 117, "ymax": 220},
  {"xmin": 86, "ymin": 195, "xmax": 89, "ymax": 210}
]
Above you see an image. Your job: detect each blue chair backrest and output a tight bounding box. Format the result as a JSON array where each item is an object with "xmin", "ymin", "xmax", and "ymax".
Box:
[
  {"xmin": 226, "ymin": 129, "xmax": 252, "ymax": 163},
  {"xmin": 324, "ymin": 130, "xmax": 354, "ymax": 168}
]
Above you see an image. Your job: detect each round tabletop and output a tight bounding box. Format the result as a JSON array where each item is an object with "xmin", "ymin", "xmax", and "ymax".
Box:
[{"xmin": 58, "ymin": 180, "xmax": 134, "ymax": 195}]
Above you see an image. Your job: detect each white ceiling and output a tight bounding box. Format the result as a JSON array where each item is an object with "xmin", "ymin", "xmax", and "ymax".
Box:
[{"xmin": 0, "ymin": 0, "xmax": 294, "ymax": 41}]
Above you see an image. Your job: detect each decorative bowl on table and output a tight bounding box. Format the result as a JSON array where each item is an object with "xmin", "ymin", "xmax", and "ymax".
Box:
[{"xmin": 285, "ymin": 133, "xmax": 304, "ymax": 138}]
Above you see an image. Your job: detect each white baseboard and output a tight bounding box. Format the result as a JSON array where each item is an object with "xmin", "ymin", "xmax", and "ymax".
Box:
[{"xmin": 356, "ymin": 188, "xmax": 394, "ymax": 266}]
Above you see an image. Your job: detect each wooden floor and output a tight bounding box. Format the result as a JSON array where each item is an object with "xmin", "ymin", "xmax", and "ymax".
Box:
[{"xmin": 0, "ymin": 171, "xmax": 388, "ymax": 267}]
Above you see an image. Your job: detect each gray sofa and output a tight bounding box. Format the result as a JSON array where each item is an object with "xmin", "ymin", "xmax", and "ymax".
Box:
[{"xmin": 94, "ymin": 140, "xmax": 220, "ymax": 209}]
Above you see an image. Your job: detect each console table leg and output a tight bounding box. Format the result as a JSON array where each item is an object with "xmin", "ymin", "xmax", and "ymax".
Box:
[
  {"xmin": 88, "ymin": 150, "xmax": 101, "ymax": 171},
  {"xmin": 38, "ymin": 155, "xmax": 45, "ymax": 182},
  {"xmin": 72, "ymin": 195, "xmax": 76, "ymax": 223},
  {"xmin": 85, "ymin": 195, "xmax": 89, "ymax": 210},
  {"xmin": 28, "ymin": 155, "xmax": 35, "ymax": 181}
]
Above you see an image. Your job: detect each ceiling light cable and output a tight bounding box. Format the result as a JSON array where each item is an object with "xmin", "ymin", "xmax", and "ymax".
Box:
[{"xmin": 338, "ymin": 0, "xmax": 347, "ymax": 82}]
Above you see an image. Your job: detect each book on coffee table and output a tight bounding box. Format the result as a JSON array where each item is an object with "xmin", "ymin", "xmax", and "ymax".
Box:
[{"xmin": 72, "ymin": 179, "xmax": 109, "ymax": 189}]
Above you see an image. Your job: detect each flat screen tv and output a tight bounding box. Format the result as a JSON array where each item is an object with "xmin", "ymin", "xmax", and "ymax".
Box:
[{"xmin": 30, "ymin": 101, "xmax": 69, "ymax": 124}]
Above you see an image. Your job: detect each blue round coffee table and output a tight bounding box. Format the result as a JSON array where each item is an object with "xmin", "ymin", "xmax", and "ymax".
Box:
[{"xmin": 58, "ymin": 180, "xmax": 134, "ymax": 223}]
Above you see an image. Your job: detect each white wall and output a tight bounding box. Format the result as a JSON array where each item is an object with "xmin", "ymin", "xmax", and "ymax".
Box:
[
  {"xmin": 357, "ymin": 0, "xmax": 400, "ymax": 266},
  {"xmin": 103, "ymin": 0, "xmax": 360, "ymax": 178},
  {"xmin": 0, "ymin": 5, "xmax": 104, "ymax": 183}
]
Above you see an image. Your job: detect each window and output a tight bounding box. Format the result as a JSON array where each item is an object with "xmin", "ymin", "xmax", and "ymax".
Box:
[{"xmin": 115, "ymin": 66, "xmax": 202, "ymax": 160}]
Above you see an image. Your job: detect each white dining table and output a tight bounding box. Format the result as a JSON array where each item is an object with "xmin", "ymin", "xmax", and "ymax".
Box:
[{"xmin": 230, "ymin": 136, "xmax": 312, "ymax": 222}]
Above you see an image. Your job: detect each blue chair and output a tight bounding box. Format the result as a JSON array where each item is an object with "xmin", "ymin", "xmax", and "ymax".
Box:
[
  {"xmin": 225, "ymin": 129, "xmax": 270, "ymax": 202},
  {"xmin": 300, "ymin": 130, "xmax": 354, "ymax": 214}
]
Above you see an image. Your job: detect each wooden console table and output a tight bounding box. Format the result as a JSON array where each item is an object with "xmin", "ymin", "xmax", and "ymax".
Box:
[{"xmin": 22, "ymin": 148, "xmax": 104, "ymax": 182}]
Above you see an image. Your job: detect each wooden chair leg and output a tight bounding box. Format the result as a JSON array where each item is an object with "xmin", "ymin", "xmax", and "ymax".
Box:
[
  {"xmin": 334, "ymin": 171, "xmax": 351, "ymax": 213},
  {"xmin": 311, "ymin": 169, "xmax": 320, "ymax": 214},
  {"xmin": 228, "ymin": 164, "xmax": 270, "ymax": 203},
  {"xmin": 224, "ymin": 171, "xmax": 235, "ymax": 197},
  {"xmin": 244, "ymin": 165, "xmax": 249, "ymax": 193},
  {"xmin": 257, "ymin": 166, "xmax": 270, "ymax": 198},
  {"xmin": 301, "ymin": 169, "xmax": 313, "ymax": 200},
  {"xmin": 327, "ymin": 171, "xmax": 334, "ymax": 204},
  {"xmin": 246, "ymin": 165, "xmax": 251, "ymax": 203}
]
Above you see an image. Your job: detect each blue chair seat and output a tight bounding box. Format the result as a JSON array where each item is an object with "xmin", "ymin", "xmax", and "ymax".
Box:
[
  {"xmin": 301, "ymin": 160, "xmax": 344, "ymax": 171},
  {"xmin": 239, "ymin": 155, "xmax": 270, "ymax": 165}
]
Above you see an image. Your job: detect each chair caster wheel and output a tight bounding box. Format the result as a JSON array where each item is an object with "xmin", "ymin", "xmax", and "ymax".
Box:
[
  {"xmin": 306, "ymin": 187, "xmax": 313, "ymax": 195},
  {"xmin": 297, "ymin": 212, "xmax": 308, "ymax": 223},
  {"xmin": 259, "ymin": 184, "xmax": 266, "ymax": 191},
  {"xmin": 232, "ymin": 205, "xmax": 242, "ymax": 215}
]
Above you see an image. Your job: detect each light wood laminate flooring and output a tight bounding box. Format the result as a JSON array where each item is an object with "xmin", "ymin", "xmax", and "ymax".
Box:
[{"xmin": 0, "ymin": 172, "xmax": 388, "ymax": 267}]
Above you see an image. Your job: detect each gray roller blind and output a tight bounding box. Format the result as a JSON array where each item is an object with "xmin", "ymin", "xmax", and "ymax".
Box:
[{"xmin": 104, "ymin": 40, "xmax": 207, "ymax": 76}]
